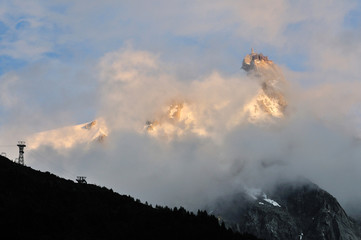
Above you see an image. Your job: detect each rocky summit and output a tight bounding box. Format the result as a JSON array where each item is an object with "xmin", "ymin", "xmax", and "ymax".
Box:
[{"xmin": 242, "ymin": 49, "xmax": 287, "ymax": 123}]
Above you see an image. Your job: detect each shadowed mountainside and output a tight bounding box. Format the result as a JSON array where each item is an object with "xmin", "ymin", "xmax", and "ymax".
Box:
[
  {"xmin": 0, "ymin": 155, "xmax": 260, "ymax": 240},
  {"xmin": 212, "ymin": 179, "xmax": 361, "ymax": 240}
]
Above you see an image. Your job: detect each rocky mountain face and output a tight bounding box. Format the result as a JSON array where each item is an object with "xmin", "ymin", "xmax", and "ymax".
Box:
[
  {"xmin": 144, "ymin": 49, "xmax": 289, "ymax": 139},
  {"xmin": 25, "ymin": 50, "xmax": 287, "ymax": 148},
  {"xmin": 242, "ymin": 49, "xmax": 287, "ymax": 123},
  {"xmin": 212, "ymin": 180, "xmax": 361, "ymax": 240}
]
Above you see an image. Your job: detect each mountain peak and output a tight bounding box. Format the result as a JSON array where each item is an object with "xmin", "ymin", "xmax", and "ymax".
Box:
[
  {"xmin": 83, "ymin": 120, "xmax": 97, "ymax": 129},
  {"xmin": 242, "ymin": 49, "xmax": 287, "ymax": 123},
  {"xmin": 242, "ymin": 49, "xmax": 272, "ymax": 72},
  {"xmin": 27, "ymin": 118, "xmax": 109, "ymax": 150}
]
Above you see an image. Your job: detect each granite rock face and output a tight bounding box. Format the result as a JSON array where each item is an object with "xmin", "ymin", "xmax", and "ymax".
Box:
[
  {"xmin": 242, "ymin": 49, "xmax": 287, "ymax": 123},
  {"xmin": 213, "ymin": 180, "xmax": 361, "ymax": 240}
]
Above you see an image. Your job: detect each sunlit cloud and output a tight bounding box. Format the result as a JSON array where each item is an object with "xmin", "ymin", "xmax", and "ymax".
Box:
[{"xmin": 0, "ymin": 0, "xmax": 360, "ymax": 217}]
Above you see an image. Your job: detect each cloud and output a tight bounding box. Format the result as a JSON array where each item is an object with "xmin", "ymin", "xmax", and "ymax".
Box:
[
  {"xmin": 0, "ymin": 0, "xmax": 361, "ymax": 217},
  {"xmin": 97, "ymin": 47, "xmax": 266, "ymax": 139},
  {"xmin": 0, "ymin": 0, "xmax": 357, "ymax": 69},
  {"xmin": 0, "ymin": 1, "xmax": 59, "ymax": 60},
  {"xmin": 0, "ymin": 73, "xmax": 19, "ymax": 108},
  {"xmin": 18, "ymin": 47, "xmax": 361, "ymax": 216}
]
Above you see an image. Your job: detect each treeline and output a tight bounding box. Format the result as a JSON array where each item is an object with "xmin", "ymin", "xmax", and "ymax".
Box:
[{"xmin": 0, "ymin": 155, "xmax": 260, "ymax": 240}]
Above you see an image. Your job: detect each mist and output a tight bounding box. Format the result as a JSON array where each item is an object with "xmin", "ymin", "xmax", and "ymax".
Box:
[
  {"xmin": 0, "ymin": 0, "xmax": 360, "ymax": 218},
  {"xmin": 11, "ymin": 47, "xmax": 358, "ymax": 216}
]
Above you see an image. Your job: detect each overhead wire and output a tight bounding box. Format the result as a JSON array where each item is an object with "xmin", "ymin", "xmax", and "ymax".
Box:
[{"xmin": 26, "ymin": 149, "xmax": 79, "ymax": 182}]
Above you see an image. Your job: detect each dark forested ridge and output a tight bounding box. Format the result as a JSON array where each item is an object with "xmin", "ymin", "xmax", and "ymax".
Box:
[{"xmin": 0, "ymin": 156, "xmax": 260, "ymax": 240}]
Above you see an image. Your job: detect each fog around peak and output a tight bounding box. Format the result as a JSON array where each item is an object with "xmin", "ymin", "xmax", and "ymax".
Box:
[{"xmin": 0, "ymin": 0, "xmax": 360, "ymax": 216}]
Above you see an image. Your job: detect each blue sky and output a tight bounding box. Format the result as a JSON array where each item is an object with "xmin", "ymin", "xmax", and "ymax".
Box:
[
  {"xmin": 0, "ymin": 1, "xmax": 359, "ymax": 72},
  {"xmin": 0, "ymin": 0, "xmax": 358, "ymax": 74},
  {"xmin": 1, "ymin": 0, "xmax": 361, "ymax": 213},
  {"xmin": 0, "ymin": 1, "xmax": 358, "ymax": 106}
]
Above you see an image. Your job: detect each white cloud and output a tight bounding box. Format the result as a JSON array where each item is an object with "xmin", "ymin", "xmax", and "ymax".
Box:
[
  {"xmin": 0, "ymin": 73, "xmax": 19, "ymax": 108},
  {"xmin": 0, "ymin": 0, "xmax": 357, "ymax": 65},
  {"xmin": 15, "ymin": 47, "xmax": 359, "ymax": 215},
  {"xmin": 0, "ymin": 0, "xmax": 361, "ymax": 216}
]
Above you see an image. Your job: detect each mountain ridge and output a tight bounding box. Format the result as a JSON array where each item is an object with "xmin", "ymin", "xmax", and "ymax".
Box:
[
  {"xmin": 0, "ymin": 155, "xmax": 259, "ymax": 240},
  {"xmin": 211, "ymin": 179, "xmax": 361, "ymax": 240}
]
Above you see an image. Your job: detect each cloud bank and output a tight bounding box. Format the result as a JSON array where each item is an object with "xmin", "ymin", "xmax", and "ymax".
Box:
[
  {"xmin": 17, "ymin": 47, "xmax": 360, "ymax": 216},
  {"xmin": 0, "ymin": 1, "xmax": 360, "ymax": 216}
]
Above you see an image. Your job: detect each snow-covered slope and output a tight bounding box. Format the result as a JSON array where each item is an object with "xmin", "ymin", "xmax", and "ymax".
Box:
[
  {"xmin": 245, "ymin": 187, "xmax": 281, "ymax": 207},
  {"xmin": 27, "ymin": 118, "xmax": 108, "ymax": 150},
  {"xmin": 145, "ymin": 49, "xmax": 288, "ymax": 139},
  {"xmin": 242, "ymin": 49, "xmax": 287, "ymax": 123},
  {"xmin": 27, "ymin": 50, "xmax": 288, "ymax": 148}
]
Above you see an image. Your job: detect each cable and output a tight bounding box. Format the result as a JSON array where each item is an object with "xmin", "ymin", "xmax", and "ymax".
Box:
[{"xmin": 27, "ymin": 150, "xmax": 79, "ymax": 181}]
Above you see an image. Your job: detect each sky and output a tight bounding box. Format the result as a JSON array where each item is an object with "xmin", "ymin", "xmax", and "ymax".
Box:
[{"xmin": 0, "ymin": 0, "xmax": 361, "ymax": 215}]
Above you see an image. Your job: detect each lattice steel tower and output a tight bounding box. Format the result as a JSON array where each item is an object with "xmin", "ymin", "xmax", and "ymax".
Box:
[{"xmin": 17, "ymin": 141, "xmax": 26, "ymax": 165}]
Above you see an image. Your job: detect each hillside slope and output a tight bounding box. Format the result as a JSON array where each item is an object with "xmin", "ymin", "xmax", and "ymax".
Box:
[
  {"xmin": 0, "ymin": 156, "xmax": 259, "ymax": 240},
  {"xmin": 212, "ymin": 180, "xmax": 361, "ymax": 240}
]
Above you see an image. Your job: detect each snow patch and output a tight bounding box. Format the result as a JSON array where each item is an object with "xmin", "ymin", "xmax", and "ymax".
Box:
[
  {"xmin": 245, "ymin": 187, "xmax": 281, "ymax": 207},
  {"xmin": 262, "ymin": 194, "xmax": 281, "ymax": 207}
]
